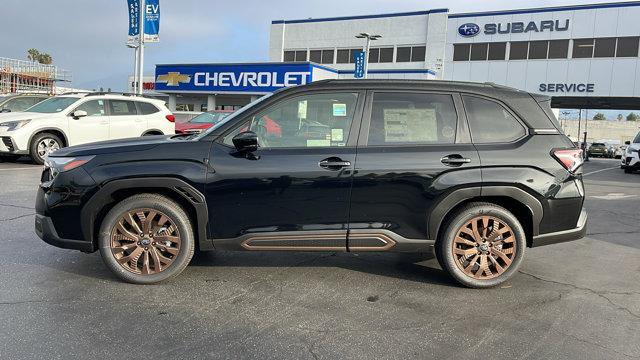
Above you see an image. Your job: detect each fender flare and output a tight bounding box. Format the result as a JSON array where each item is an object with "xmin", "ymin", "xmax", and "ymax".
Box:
[
  {"xmin": 80, "ymin": 177, "xmax": 210, "ymax": 251},
  {"xmin": 28, "ymin": 127, "xmax": 69, "ymax": 148},
  {"xmin": 428, "ymin": 185, "xmax": 543, "ymax": 240}
]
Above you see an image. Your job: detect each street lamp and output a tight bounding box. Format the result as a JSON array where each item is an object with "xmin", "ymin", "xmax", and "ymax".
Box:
[{"xmin": 355, "ymin": 33, "xmax": 382, "ymax": 79}]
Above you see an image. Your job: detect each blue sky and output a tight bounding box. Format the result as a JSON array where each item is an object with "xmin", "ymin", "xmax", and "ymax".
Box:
[{"xmin": 4, "ymin": 0, "xmax": 619, "ymax": 90}]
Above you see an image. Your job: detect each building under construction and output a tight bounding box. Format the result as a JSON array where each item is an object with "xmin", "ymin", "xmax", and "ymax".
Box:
[{"xmin": 0, "ymin": 57, "xmax": 71, "ymax": 95}]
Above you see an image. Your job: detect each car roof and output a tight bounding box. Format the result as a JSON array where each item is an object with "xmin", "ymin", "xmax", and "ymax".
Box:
[
  {"xmin": 283, "ymin": 79, "xmax": 522, "ymax": 94},
  {"xmin": 55, "ymin": 93, "xmax": 162, "ymax": 103}
]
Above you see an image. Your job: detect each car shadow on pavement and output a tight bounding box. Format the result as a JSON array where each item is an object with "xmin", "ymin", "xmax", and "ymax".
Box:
[{"xmin": 189, "ymin": 250, "xmax": 459, "ymax": 287}]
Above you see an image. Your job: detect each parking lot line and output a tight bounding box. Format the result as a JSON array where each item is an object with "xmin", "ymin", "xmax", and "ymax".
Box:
[
  {"xmin": 583, "ymin": 166, "xmax": 620, "ymax": 176},
  {"xmin": 0, "ymin": 167, "xmax": 41, "ymax": 171}
]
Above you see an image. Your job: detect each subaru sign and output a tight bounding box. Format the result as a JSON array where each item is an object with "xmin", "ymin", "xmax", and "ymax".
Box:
[
  {"xmin": 458, "ymin": 23, "xmax": 480, "ymax": 37},
  {"xmin": 155, "ymin": 63, "xmax": 313, "ymax": 93}
]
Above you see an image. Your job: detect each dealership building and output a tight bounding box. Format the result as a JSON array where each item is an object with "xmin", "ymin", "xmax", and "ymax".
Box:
[{"xmin": 152, "ymin": 1, "xmax": 640, "ymax": 112}]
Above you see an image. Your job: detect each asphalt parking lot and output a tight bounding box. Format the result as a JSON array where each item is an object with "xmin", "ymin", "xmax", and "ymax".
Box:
[{"xmin": 0, "ymin": 158, "xmax": 638, "ymax": 359}]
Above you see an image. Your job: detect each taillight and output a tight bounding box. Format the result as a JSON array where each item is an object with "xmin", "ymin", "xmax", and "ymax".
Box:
[
  {"xmin": 551, "ymin": 148, "xmax": 583, "ymax": 173},
  {"xmin": 166, "ymin": 114, "xmax": 176, "ymax": 122}
]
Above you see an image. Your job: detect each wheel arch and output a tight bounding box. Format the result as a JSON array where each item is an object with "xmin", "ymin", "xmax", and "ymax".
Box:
[
  {"xmin": 81, "ymin": 177, "xmax": 209, "ymax": 252},
  {"xmin": 429, "ymin": 186, "xmax": 543, "ymax": 247},
  {"xmin": 142, "ymin": 129, "xmax": 164, "ymax": 136},
  {"xmin": 28, "ymin": 128, "xmax": 68, "ymax": 148}
]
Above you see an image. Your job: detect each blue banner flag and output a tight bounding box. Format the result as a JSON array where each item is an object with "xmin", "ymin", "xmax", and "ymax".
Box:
[
  {"xmin": 354, "ymin": 51, "xmax": 365, "ymax": 78},
  {"xmin": 127, "ymin": 0, "xmax": 160, "ymax": 45}
]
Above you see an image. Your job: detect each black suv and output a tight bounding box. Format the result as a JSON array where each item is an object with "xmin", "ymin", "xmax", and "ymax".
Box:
[{"xmin": 35, "ymin": 80, "xmax": 587, "ymax": 288}]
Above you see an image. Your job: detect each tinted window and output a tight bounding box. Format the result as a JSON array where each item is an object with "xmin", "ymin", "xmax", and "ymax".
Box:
[
  {"xmin": 309, "ymin": 50, "xmax": 321, "ymax": 63},
  {"xmin": 379, "ymin": 48, "xmax": 394, "ymax": 63},
  {"xmin": 548, "ymin": 40, "xmax": 569, "ymax": 59},
  {"xmin": 463, "ymin": 96, "xmax": 526, "ymax": 143},
  {"xmin": 528, "ymin": 41, "xmax": 548, "ymax": 59},
  {"xmin": 223, "ymin": 93, "xmax": 359, "ymax": 149},
  {"xmin": 321, "ymin": 49, "xmax": 334, "ymax": 64},
  {"xmin": 509, "ymin": 42, "xmax": 528, "ymax": 60},
  {"xmin": 73, "ymin": 100, "xmax": 105, "ymax": 116},
  {"xmin": 573, "ymin": 39, "xmax": 594, "ymax": 58},
  {"xmin": 283, "ymin": 51, "xmax": 295, "ymax": 62},
  {"xmin": 470, "ymin": 43, "xmax": 488, "ymax": 61},
  {"xmin": 616, "ymin": 37, "xmax": 639, "ymax": 57},
  {"xmin": 488, "ymin": 42, "xmax": 506, "ymax": 60},
  {"xmin": 294, "ymin": 50, "xmax": 307, "ymax": 62},
  {"xmin": 368, "ymin": 48, "xmax": 380, "ymax": 63},
  {"xmin": 336, "ymin": 49, "xmax": 350, "ymax": 63},
  {"xmin": 367, "ymin": 93, "xmax": 457, "ymax": 146},
  {"xmin": 138, "ymin": 101, "xmax": 159, "ymax": 115},
  {"xmin": 109, "ymin": 100, "xmax": 137, "ymax": 116},
  {"xmin": 396, "ymin": 47, "xmax": 411, "ymax": 62},
  {"xmin": 594, "ymin": 38, "xmax": 616, "ymax": 57},
  {"xmin": 411, "ymin": 46, "xmax": 426, "ymax": 62},
  {"xmin": 453, "ymin": 44, "xmax": 471, "ymax": 61}
]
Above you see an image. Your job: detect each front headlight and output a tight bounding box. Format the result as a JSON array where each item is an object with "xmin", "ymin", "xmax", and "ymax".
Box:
[
  {"xmin": 43, "ymin": 156, "xmax": 95, "ymax": 180},
  {"xmin": 0, "ymin": 119, "xmax": 31, "ymax": 131}
]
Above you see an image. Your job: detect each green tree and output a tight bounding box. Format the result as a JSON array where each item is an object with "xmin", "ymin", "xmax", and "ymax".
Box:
[
  {"xmin": 627, "ymin": 112, "xmax": 639, "ymax": 122},
  {"xmin": 26, "ymin": 49, "xmax": 53, "ymax": 64},
  {"xmin": 592, "ymin": 112, "xmax": 606, "ymax": 121},
  {"xmin": 617, "ymin": 114, "xmax": 624, "ymax": 121}
]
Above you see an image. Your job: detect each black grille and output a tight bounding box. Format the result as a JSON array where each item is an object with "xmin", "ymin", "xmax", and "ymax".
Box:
[{"xmin": 1, "ymin": 137, "xmax": 14, "ymax": 152}]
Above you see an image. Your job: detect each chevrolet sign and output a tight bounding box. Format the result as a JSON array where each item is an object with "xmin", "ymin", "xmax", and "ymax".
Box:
[{"xmin": 155, "ymin": 63, "xmax": 313, "ymax": 93}]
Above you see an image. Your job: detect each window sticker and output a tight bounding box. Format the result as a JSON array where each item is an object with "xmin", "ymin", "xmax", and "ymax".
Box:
[
  {"xmin": 331, "ymin": 128, "xmax": 344, "ymax": 142},
  {"xmin": 307, "ymin": 139, "xmax": 331, "ymax": 147},
  {"xmin": 383, "ymin": 108, "xmax": 437, "ymax": 142},
  {"xmin": 298, "ymin": 100, "xmax": 308, "ymax": 119},
  {"xmin": 333, "ymin": 103, "xmax": 347, "ymax": 117}
]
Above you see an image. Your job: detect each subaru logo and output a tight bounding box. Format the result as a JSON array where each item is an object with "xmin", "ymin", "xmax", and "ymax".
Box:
[{"xmin": 458, "ymin": 23, "xmax": 480, "ymax": 37}]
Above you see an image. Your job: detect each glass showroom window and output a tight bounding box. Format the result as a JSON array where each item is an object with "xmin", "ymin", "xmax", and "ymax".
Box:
[
  {"xmin": 616, "ymin": 37, "xmax": 639, "ymax": 57},
  {"xmin": 572, "ymin": 39, "xmax": 594, "ymax": 58},
  {"xmin": 548, "ymin": 40, "xmax": 569, "ymax": 59},
  {"xmin": 453, "ymin": 44, "xmax": 471, "ymax": 61},
  {"xmin": 509, "ymin": 42, "xmax": 528, "ymax": 60},
  {"xmin": 378, "ymin": 47, "xmax": 394, "ymax": 63},
  {"xmin": 528, "ymin": 41, "xmax": 549, "ymax": 60},
  {"xmin": 310, "ymin": 49, "xmax": 334, "ymax": 64},
  {"xmin": 397, "ymin": 46, "xmax": 427, "ymax": 62},
  {"xmin": 368, "ymin": 48, "xmax": 380, "ymax": 63},
  {"xmin": 470, "ymin": 43, "xmax": 488, "ymax": 61},
  {"xmin": 594, "ymin": 38, "xmax": 616, "ymax": 57},
  {"xmin": 487, "ymin": 43, "xmax": 506, "ymax": 60}
]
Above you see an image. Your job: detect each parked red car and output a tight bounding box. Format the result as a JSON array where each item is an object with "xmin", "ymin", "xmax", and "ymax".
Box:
[{"xmin": 175, "ymin": 110, "xmax": 234, "ymax": 134}]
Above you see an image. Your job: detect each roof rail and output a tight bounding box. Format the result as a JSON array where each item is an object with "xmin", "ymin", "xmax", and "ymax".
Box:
[{"xmin": 85, "ymin": 91, "xmax": 146, "ymax": 97}]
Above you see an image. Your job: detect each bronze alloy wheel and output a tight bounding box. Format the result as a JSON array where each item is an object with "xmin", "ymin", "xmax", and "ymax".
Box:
[
  {"xmin": 452, "ymin": 216, "xmax": 517, "ymax": 280},
  {"xmin": 110, "ymin": 208, "xmax": 181, "ymax": 275}
]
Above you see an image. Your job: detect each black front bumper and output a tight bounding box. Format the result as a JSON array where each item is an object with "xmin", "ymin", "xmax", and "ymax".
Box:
[
  {"xmin": 35, "ymin": 214, "xmax": 95, "ymax": 252},
  {"xmin": 531, "ymin": 210, "xmax": 587, "ymax": 247}
]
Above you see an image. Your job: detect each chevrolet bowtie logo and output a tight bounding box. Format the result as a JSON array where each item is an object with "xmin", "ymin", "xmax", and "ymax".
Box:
[{"xmin": 156, "ymin": 72, "xmax": 191, "ymax": 86}]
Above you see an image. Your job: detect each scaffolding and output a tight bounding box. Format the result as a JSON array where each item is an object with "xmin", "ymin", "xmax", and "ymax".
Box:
[{"xmin": 0, "ymin": 57, "xmax": 71, "ymax": 95}]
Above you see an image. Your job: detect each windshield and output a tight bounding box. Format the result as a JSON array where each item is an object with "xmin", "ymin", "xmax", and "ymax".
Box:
[
  {"xmin": 633, "ymin": 132, "xmax": 640, "ymax": 144},
  {"xmin": 190, "ymin": 112, "xmax": 231, "ymax": 124},
  {"xmin": 195, "ymin": 93, "xmax": 273, "ymax": 138},
  {"xmin": 27, "ymin": 97, "xmax": 80, "ymax": 113},
  {"xmin": 591, "ymin": 143, "xmax": 605, "ymax": 147}
]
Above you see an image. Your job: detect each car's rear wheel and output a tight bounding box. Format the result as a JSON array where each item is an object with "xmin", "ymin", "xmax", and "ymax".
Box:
[
  {"xmin": 436, "ymin": 202, "xmax": 526, "ymax": 288},
  {"xmin": 98, "ymin": 194, "xmax": 195, "ymax": 284},
  {"xmin": 29, "ymin": 132, "xmax": 62, "ymax": 165}
]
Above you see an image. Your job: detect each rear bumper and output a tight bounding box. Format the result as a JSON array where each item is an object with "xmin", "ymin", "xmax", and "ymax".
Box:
[
  {"xmin": 35, "ymin": 214, "xmax": 95, "ymax": 252},
  {"xmin": 531, "ymin": 210, "xmax": 587, "ymax": 247}
]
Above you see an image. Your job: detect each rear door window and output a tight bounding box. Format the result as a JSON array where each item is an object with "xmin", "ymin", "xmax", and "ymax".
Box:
[
  {"xmin": 462, "ymin": 96, "xmax": 526, "ymax": 143},
  {"xmin": 366, "ymin": 92, "xmax": 458, "ymax": 146},
  {"xmin": 109, "ymin": 100, "xmax": 137, "ymax": 116}
]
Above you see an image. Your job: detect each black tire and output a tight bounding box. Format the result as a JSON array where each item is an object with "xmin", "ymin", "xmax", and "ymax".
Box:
[
  {"xmin": 98, "ymin": 193, "xmax": 195, "ymax": 284},
  {"xmin": 436, "ymin": 202, "xmax": 526, "ymax": 289},
  {"xmin": 29, "ymin": 132, "xmax": 63, "ymax": 165}
]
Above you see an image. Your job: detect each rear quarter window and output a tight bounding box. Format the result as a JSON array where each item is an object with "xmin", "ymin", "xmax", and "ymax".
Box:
[
  {"xmin": 137, "ymin": 101, "xmax": 160, "ymax": 115},
  {"xmin": 463, "ymin": 95, "xmax": 526, "ymax": 143}
]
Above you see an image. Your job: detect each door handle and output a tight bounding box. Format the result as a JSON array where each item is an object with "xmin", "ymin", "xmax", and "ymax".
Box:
[
  {"xmin": 441, "ymin": 154, "xmax": 471, "ymax": 167},
  {"xmin": 319, "ymin": 157, "xmax": 351, "ymax": 170}
]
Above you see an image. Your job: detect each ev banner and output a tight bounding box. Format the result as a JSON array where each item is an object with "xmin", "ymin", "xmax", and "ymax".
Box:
[
  {"xmin": 353, "ymin": 51, "xmax": 365, "ymax": 78},
  {"xmin": 127, "ymin": 0, "xmax": 160, "ymax": 45}
]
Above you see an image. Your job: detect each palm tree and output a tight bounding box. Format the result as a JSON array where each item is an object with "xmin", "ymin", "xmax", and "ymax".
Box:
[{"xmin": 27, "ymin": 48, "xmax": 40, "ymax": 62}]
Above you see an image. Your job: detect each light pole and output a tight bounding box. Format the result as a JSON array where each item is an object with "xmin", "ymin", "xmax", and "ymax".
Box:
[{"xmin": 355, "ymin": 33, "xmax": 381, "ymax": 79}]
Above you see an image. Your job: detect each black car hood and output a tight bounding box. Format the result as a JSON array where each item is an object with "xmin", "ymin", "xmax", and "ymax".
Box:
[{"xmin": 51, "ymin": 135, "xmax": 185, "ymax": 157}]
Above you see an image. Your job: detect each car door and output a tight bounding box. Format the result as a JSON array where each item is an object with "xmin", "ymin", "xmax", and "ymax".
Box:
[
  {"xmin": 107, "ymin": 99, "xmax": 144, "ymax": 139},
  {"xmin": 348, "ymin": 91, "xmax": 481, "ymax": 249},
  {"xmin": 205, "ymin": 90, "xmax": 364, "ymax": 251},
  {"xmin": 66, "ymin": 99, "xmax": 109, "ymax": 145}
]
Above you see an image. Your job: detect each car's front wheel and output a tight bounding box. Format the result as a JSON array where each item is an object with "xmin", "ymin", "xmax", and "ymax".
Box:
[
  {"xmin": 98, "ymin": 194, "xmax": 195, "ymax": 284},
  {"xmin": 436, "ymin": 202, "xmax": 526, "ymax": 288},
  {"xmin": 29, "ymin": 132, "xmax": 63, "ymax": 165}
]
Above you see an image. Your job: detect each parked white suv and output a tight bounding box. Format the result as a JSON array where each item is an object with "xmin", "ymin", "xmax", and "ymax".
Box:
[
  {"xmin": 0, "ymin": 93, "xmax": 175, "ymax": 164},
  {"xmin": 621, "ymin": 131, "xmax": 640, "ymax": 173}
]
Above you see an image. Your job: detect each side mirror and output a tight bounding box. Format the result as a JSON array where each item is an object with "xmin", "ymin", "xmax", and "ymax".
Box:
[
  {"xmin": 232, "ymin": 131, "xmax": 259, "ymax": 153},
  {"xmin": 0, "ymin": 108, "xmax": 11, "ymax": 113},
  {"xmin": 72, "ymin": 110, "xmax": 88, "ymax": 119},
  {"xmin": 625, "ymin": 141, "xmax": 631, "ymax": 145}
]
